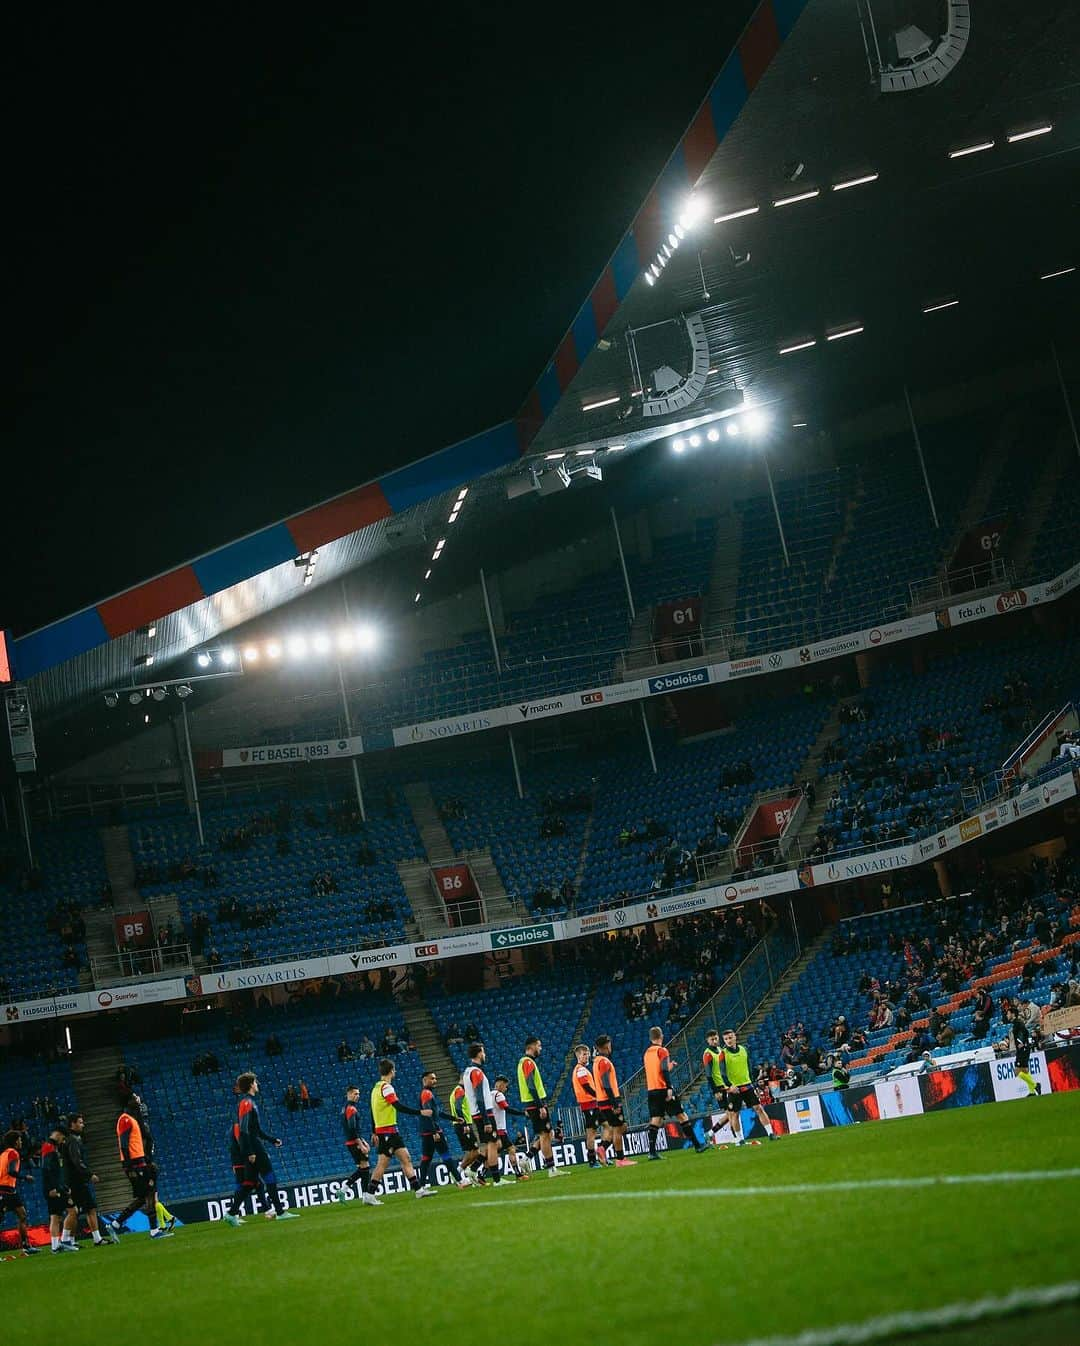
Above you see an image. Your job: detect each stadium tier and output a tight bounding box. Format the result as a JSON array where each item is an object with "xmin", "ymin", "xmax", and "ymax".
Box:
[
  {"xmin": 130, "ymin": 788, "xmax": 423, "ymax": 967},
  {"xmin": 0, "ymin": 1056, "xmax": 76, "ymax": 1224}
]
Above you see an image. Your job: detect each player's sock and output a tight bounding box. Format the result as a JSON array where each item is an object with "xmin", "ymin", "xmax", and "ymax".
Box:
[
  {"xmin": 647, "ymin": 1124, "xmax": 659, "ymax": 1156},
  {"xmin": 265, "ymin": 1182, "xmax": 283, "ymax": 1215},
  {"xmin": 1018, "ymin": 1070, "xmax": 1037, "ymax": 1096},
  {"xmin": 446, "ymin": 1157, "xmax": 462, "ymax": 1182},
  {"xmin": 486, "ymin": 1165, "xmax": 501, "ymax": 1184},
  {"xmin": 587, "ymin": 1146, "xmax": 598, "ymax": 1166},
  {"xmin": 91, "ymin": 1229, "xmax": 103, "ymax": 1244},
  {"xmin": 418, "ymin": 1158, "xmax": 432, "ymax": 1187},
  {"xmin": 51, "ymin": 1236, "xmax": 60, "ymax": 1251},
  {"xmin": 229, "ymin": 1189, "xmax": 247, "ymax": 1217},
  {"xmin": 407, "ymin": 1173, "xmax": 422, "ymax": 1192}
]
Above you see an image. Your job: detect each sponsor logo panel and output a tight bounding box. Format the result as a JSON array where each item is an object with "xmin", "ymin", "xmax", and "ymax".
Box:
[
  {"xmin": 995, "ymin": 589, "xmax": 1028, "ymax": 614},
  {"xmin": 990, "ymin": 1051, "xmax": 1050, "ymax": 1101},
  {"xmin": 579, "ymin": 691, "xmax": 604, "ymax": 705},
  {"xmin": 518, "ymin": 698, "xmax": 565, "ymax": 720},
  {"xmin": 958, "ymin": 817, "xmax": 983, "ymax": 842},
  {"xmin": 490, "ymin": 923, "xmax": 556, "ymax": 950},
  {"xmin": 414, "ymin": 943, "xmax": 439, "ymax": 959},
  {"xmin": 725, "ymin": 656, "xmax": 764, "ymax": 680},
  {"xmin": 393, "ymin": 710, "xmax": 508, "ymax": 747},
  {"xmin": 647, "ymin": 666, "xmax": 710, "ymax": 695},
  {"xmin": 222, "ymin": 736, "xmax": 363, "ymax": 768}
]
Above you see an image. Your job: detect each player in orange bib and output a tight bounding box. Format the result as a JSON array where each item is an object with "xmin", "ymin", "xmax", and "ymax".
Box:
[
  {"xmin": 593, "ymin": 1035, "xmax": 635, "ymax": 1167},
  {"xmin": 643, "ymin": 1026, "xmax": 706, "ymax": 1159},
  {"xmin": 571, "ymin": 1044, "xmax": 602, "ymax": 1168}
]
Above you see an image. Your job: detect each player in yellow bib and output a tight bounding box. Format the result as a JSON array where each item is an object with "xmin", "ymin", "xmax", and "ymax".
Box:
[{"xmin": 718, "ymin": 1029, "xmax": 777, "ymax": 1145}]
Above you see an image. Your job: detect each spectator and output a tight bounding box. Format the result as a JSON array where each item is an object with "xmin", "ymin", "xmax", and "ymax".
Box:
[
  {"xmin": 337, "ymin": 1039, "xmax": 355, "ymax": 1063},
  {"xmin": 359, "ymin": 1034, "xmax": 375, "ymax": 1058},
  {"xmin": 266, "ymin": 1033, "xmax": 284, "ymax": 1057}
]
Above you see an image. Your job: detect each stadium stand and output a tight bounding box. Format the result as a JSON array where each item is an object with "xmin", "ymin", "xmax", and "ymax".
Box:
[
  {"xmin": 0, "ymin": 1056, "xmax": 76, "ymax": 1224},
  {"xmin": 130, "ymin": 788, "xmax": 422, "ymax": 967}
]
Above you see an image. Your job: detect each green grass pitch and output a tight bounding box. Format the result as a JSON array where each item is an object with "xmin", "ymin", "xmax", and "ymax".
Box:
[{"xmin": 7, "ymin": 1093, "xmax": 1079, "ymax": 1345}]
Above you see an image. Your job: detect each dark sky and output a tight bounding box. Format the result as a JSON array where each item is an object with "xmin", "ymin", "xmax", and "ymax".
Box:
[{"xmin": 6, "ymin": 6, "xmax": 757, "ymax": 637}]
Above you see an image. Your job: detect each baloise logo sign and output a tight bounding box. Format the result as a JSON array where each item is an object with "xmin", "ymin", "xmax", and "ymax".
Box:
[
  {"xmin": 490, "ymin": 923, "xmax": 555, "ymax": 950},
  {"xmin": 647, "ymin": 667, "xmax": 710, "ymax": 695}
]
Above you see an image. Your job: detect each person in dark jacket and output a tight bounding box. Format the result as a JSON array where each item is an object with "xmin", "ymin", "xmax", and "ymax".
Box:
[
  {"xmin": 63, "ymin": 1114, "xmax": 117, "ymax": 1247},
  {"xmin": 41, "ymin": 1125, "xmax": 78, "ymax": 1253}
]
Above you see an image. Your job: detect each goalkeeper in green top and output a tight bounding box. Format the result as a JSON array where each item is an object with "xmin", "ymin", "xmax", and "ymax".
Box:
[{"xmin": 707, "ymin": 1029, "xmax": 778, "ymax": 1145}]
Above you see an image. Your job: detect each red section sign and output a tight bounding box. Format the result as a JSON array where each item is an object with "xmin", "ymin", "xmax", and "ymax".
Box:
[
  {"xmin": 652, "ymin": 597, "xmax": 703, "ymax": 663},
  {"xmin": 114, "ymin": 910, "xmax": 154, "ymax": 949},
  {"xmin": 736, "ymin": 796, "xmax": 799, "ymax": 868},
  {"xmin": 432, "ymin": 865, "xmax": 481, "ymax": 928}
]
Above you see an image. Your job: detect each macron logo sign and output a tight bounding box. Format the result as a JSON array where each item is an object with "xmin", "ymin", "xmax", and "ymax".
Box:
[{"xmin": 647, "ymin": 667, "xmax": 710, "ymax": 695}]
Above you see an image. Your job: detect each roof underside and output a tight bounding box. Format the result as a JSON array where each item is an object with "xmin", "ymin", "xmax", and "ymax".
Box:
[{"xmin": 14, "ymin": 0, "xmax": 1080, "ymax": 730}]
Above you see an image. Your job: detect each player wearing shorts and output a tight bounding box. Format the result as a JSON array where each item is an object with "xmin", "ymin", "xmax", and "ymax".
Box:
[
  {"xmin": 644, "ymin": 1026, "xmax": 705, "ymax": 1159},
  {"xmin": 491, "ymin": 1076, "xmax": 530, "ymax": 1179},
  {"xmin": 112, "ymin": 1107, "xmax": 173, "ymax": 1238},
  {"xmin": 1011, "ymin": 1015, "xmax": 1042, "ymax": 1097},
  {"xmin": 63, "ymin": 1114, "xmax": 116, "ymax": 1246},
  {"xmin": 718, "ymin": 1029, "xmax": 777, "ymax": 1143},
  {"xmin": 593, "ymin": 1036, "xmax": 635, "ymax": 1166},
  {"xmin": 369, "ymin": 1059, "xmax": 434, "ymax": 1199},
  {"xmin": 335, "ymin": 1085, "xmax": 382, "ymax": 1207},
  {"xmin": 234, "ymin": 1072, "xmax": 300, "ymax": 1220},
  {"xmin": 448, "ymin": 1083, "xmax": 485, "ymax": 1184},
  {"xmin": 41, "ymin": 1125, "xmax": 79, "ymax": 1253},
  {"xmin": 463, "ymin": 1042, "xmax": 505, "ymax": 1188},
  {"xmin": 571, "ymin": 1044, "xmax": 602, "ymax": 1168},
  {"xmin": 418, "ymin": 1071, "xmax": 470, "ymax": 1190},
  {"xmin": 0, "ymin": 1130, "xmax": 38, "ymax": 1254},
  {"xmin": 517, "ymin": 1036, "xmax": 565, "ymax": 1178},
  {"xmin": 703, "ymin": 1030, "xmax": 729, "ymax": 1114}
]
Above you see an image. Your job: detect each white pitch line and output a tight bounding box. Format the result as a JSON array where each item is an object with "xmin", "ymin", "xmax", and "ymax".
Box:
[
  {"xmin": 471, "ymin": 1166, "xmax": 1080, "ymax": 1210},
  {"xmin": 733, "ymin": 1281, "xmax": 1080, "ymax": 1346}
]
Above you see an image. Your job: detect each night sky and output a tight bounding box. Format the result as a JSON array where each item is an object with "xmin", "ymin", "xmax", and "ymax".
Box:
[{"xmin": 7, "ymin": 6, "xmax": 757, "ymax": 637}]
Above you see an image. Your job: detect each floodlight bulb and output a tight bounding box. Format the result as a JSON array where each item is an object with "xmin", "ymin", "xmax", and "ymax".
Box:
[
  {"xmin": 707, "ymin": 428, "xmax": 720, "ymax": 443},
  {"xmin": 678, "ymin": 194, "xmax": 708, "ymax": 229},
  {"xmin": 312, "ymin": 633, "xmax": 331, "ymax": 655},
  {"xmin": 672, "ymin": 439, "xmax": 685, "ymax": 453},
  {"xmin": 243, "ymin": 645, "xmax": 259, "ymax": 662},
  {"xmin": 337, "ymin": 630, "xmax": 354, "ymax": 652},
  {"xmin": 197, "ymin": 652, "xmax": 211, "ymax": 668},
  {"xmin": 688, "ymin": 434, "xmax": 701, "ymax": 448},
  {"xmin": 727, "ymin": 422, "xmax": 741, "ymax": 437},
  {"xmin": 355, "ymin": 624, "xmax": 377, "ymax": 652},
  {"xmin": 645, "ymin": 272, "xmax": 655, "ymax": 286},
  {"xmin": 287, "ymin": 636, "xmax": 308, "ymax": 658},
  {"xmin": 745, "ymin": 410, "xmax": 769, "ymax": 437},
  {"xmin": 266, "ymin": 641, "xmax": 282, "ymax": 659},
  {"xmin": 221, "ymin": 648, "xmax": 236, "ymax": 666}
]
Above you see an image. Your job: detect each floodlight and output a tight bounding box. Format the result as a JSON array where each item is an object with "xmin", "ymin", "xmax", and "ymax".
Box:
[
  {"xmin": 355, "ymin": 624, "xmax": 377, "ymax": 652},
  {"xmin": 672, "ymin": 439, "xmax": 685, "ymax": 453},
  {"xmin": 243, "ymin": 645, "xmax": 260, "ymax": 662},
  {"xmin": 197, "ymin": 652, "xmax": 211, "ymax": 668},
  {"xmin": 128, "ymin": 691, "xmax": 144, "ymax": 705},
  {"xmin": 726, "ymin": 422, "xmax": 741, "ymax": 437},
  {"xmin": 287, "ymin": 636, "xmax": 308, "ymax": 658},
  {"xmin": 220, "ymin": 648, "xmax": 237, "ymax": 665},
  {"xmin": 266, "ymin": 641, "xmax": 282, "ymax": 659},
  {"xmin": 678, "ymin": 194, "xmax": 709, "ymax": 230},
  {"xmin": 104, "ymin": 692, "xmax": 119, "ymax": 708},
  {"xmin": 176, "ymin": 684, "xmax": 193, "ymax": 699},
  {"xmin": 337, "ymin": 630, "xmax": 354, "ymax": 652},
  {"xmin": 745, "ymin": 410, "xmax": 769, "ymax": 437},
  {"xmin": 707, "ymin": 428, "xmax": 720, "ymax": 443},
  {"xmin": 312, "ymin": 633, "xmax": 331, "ymax": 655},
  {"xmin": 688, "ymin": 434, "xmax": 701, "ymax": 448}
]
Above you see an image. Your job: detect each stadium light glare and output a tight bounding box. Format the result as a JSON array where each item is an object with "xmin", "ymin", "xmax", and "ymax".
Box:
[
  {"xmin": 677, "ymin": 194, "xmax": 709, "ymax": 230},
  {"xmin": 644, "ymin": 271, "xmax": 655, "ymax": 285},
  {"xmin": 773, "ymin": 188, "xmax": 819, "ymax": 207},
  {"xmin": 144, "ymin": 654, "xmax": 155, "ymax": 667},
  {"xmin": 221, "ymin": 648, "xmax": 236, "ymax": 665},
  {"xmin": 706, "ymin": 428, "xmax": 720, "ymax": 443},
  {"xmin": 948, "ymin": 140, "xmax": 994, "ymax": 159},
  {"xmin": 826, "ymin": 324, "xmax": 864, "ymax": 341},
  {"xmin": 582, "ymin": 395, "xmax": 619, "ymax": 411},
  {"xmin": 672, "ymin": 439, "xmax": 685, "ymax": 453},
  {"xmin": 243, "ymin": 645, "xmax": 259, "ymax": 662},
  {"xmin": 312, "ymin": 633, "xmax": 331, "ymax": 655},
  {"xmin": 726, "ymin": 422, "xmax": 741, "ymax": 437},
  {"xmin": 287, "ymin": 636, "xmax": 308, "ymax": 659},
  {"xmin": 713, "ymin": 205, "xmax": 759, "ymax": 223},
  {"xmin": 355, "ymin": 624, "xmax": 377, "ymax": 652},
  {"xmin": 923, "ymin": 298, "xmax": 959, "ymax": 313},
  {"xmin": 745, "ymin": 410, "xmax": 769, "ymax": 437},
  {"xmin": 1007, "ymin": 125, "xmax": 1052, "ymax": 143},
  {"xmin": 266, "ymin": 641, "xmax": 282, "ymax": 659},
  {"xmin": 779, "ymin": 339, "xmax": 816, "ymax": 355},
  {"xmin": 1040, "ymin": 266, "xmax": 1075, "ymax": 280},
  {"xmin": 197, "ymin": 652, "xmax": 211, "ymax": 668},
  {"xmin": 337, "ymin": 631, "xmax": 353, "ymax": 652},
  {"xmin": 673, "ymin": 224, "xmax": 685, "ymax": 241},
  {"xmin": 832, "ymin": 173, "xmax": 878, "ymax": 191},
  {"xmin": 147, "ymin": 625, "xmax": 157, "ymax": 638},
  {"xmin": 688, "ymin": 434, "xmax": 702, "ymax": 448}
]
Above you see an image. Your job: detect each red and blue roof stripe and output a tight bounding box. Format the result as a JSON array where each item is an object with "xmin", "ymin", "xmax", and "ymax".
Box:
[{"xmin": 13, "ymin": 1, "xmax": 805, "ymax": 683}]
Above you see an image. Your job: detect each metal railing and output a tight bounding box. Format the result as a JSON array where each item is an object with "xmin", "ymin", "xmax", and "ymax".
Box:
[
  {"xmin": 909, "ymin": 558, "xmax": 1013, "ymax": 611},
  {"xmin": 91, "ymin": 942, "xmax": 193, "ymax": 984},
  {"xmin": 618, "ymin": 927, "xmax": 799, "ymax": 1127}
]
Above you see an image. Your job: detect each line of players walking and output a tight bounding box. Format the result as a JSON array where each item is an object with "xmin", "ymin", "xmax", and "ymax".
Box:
[{"xmin": 0, "ymin": 1025, "xmax": 770, "ymax": 1249}]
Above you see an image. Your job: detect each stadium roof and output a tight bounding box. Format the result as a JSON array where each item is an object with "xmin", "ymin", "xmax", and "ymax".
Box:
[{"xmin": 12, "ymin": 0, "xmax": 1080, "ymax": 735}]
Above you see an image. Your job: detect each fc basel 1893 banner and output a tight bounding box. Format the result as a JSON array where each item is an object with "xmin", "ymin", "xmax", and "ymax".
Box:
[{"xmin": 199, "ymin": 736, "xmax": 364, "ymax": 770}]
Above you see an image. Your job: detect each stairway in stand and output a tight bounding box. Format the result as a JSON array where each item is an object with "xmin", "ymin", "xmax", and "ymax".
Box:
[
  {"xmin": 401, "ymin": 997, "xmax": 459, "ymax": 1084},
  {"xmin": 621, "ymin": 605, "xmax": 656, "ymax": 673},
  {"xmin": 791, "ymin": 699, "xmax": 851, "ymax": 856},
  {"xmin": 550, "ymin": 978, "xmax": 600, "ymax": 1107},
  {"xmin": 740, "ymin": 926, "xmax": 834, "ymax": 1041},
  {"xmin": 702, "ymin": 503, "xmax": 741, "ymax": 653},
  {"xmin": 70, "ymin": 1044, "xmax": 131, "ymax": 1212},
  {"xmin": 1010, "ymin": 433, "xmax": 1072, "ymax": 580},
  {"xmin": 100, "ymin": 826, "xmax": 140, "ymax": 907}
]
